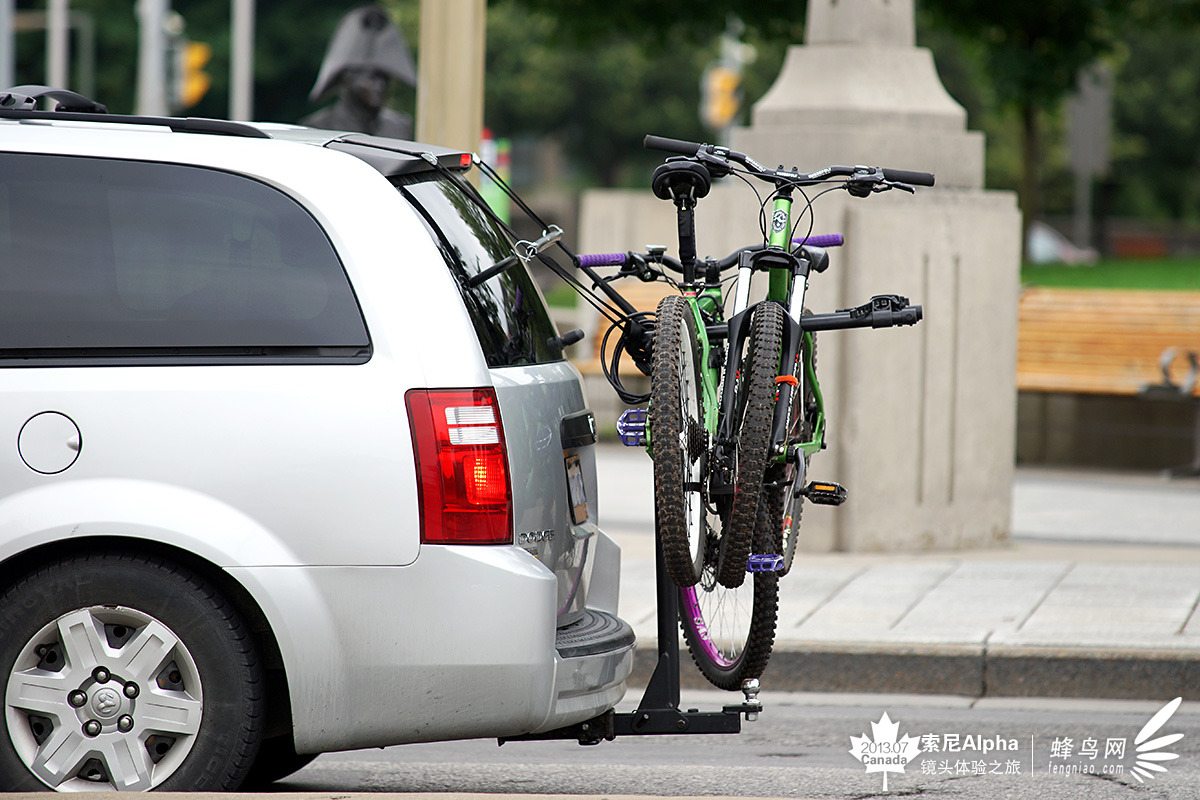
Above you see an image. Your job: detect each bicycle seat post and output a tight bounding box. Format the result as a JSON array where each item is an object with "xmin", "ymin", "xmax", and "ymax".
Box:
[
  {"xmin": 674, "ymin": 196, "xmax": 698, "ymax": 286},
  {"xmin": 650, "ymin": 158, "xmax": 712, "ymax": 288}
]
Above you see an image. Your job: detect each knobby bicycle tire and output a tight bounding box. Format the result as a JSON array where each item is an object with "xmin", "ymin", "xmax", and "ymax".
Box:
[
  {"xmin": 680, "ymin": 495, "xmax": 779, "ymax": 691},
  {"xmin": 716, "ymin": 301, "xmax": 785, "ymax": 589},
  {"xmin": 651, "ymin": 295, "xmax": 707, "ymax": 587}
]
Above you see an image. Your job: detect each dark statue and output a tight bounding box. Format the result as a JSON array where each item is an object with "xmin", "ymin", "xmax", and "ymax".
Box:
[{"xmin": 302, "ymin": 5, "xmax": 417, "ymax": 138}]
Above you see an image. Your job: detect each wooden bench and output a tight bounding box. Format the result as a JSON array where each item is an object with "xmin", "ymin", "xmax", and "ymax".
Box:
[
  {"xmin": 1017, "ymin": 286, "xmax": 1200, "ymax": 474},
  {"xmin": 1017, "ymin": 287, "xmax": 1200, "ymax": 396}
]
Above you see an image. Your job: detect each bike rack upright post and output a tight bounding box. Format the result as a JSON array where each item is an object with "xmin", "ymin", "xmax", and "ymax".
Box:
[{"xmin": 500, "ymin": 514, "xmax": 761, "ymax": 745}]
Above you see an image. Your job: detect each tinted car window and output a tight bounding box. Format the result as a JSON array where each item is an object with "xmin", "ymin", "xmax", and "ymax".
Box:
[
  {"xmin": 0, "ymin": 153, "xmax": 369, "ymax": 361},
  {"xmin": 396, "ymin": 174, "xmax": 560, "ymax": 367}
]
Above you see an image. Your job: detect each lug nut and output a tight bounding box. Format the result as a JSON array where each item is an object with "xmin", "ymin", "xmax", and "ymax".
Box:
[
  {"xmin": 82, "ymin": 720, "xmax": 102, "ymax": 737},
  {"xmin": 68, "ymin": 690, "xmax": 87, "ymax": 708},
  {"xmin": 117, "ymin": 715, "xmax": 134, "ymax": 733},
  {"xmin": 123, "ymin": 682, "xmax": 139, "ymax": 698},
  {"xmin": 92, "ymin": 667, "xmax": 110, "ymax": 684}
]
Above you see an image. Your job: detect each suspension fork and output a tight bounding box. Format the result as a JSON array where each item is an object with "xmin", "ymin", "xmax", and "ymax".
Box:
[{"xmin": 769, "ymin": 321, "xmax": 826, "ymax": 461}]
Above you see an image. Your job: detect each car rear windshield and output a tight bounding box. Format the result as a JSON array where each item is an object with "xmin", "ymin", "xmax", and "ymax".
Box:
[
  {"xmin": 0, "ymin": 152, "xmax": 369, "ymax": 363},
  {"xmin": 395, "ymin": 173, "xmax": 561, "ymax": 367}
]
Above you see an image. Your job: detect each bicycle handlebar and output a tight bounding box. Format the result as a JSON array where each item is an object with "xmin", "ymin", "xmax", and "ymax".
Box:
[
  {"xmin": 643, "ymin": 135, "xmax": 702, "ymax": 157},
  {"xmin": 881, "ymin": 168, "xmax": 935, "ymax": 187},
  {"xmin": 643, "ymin": 134, "xmax": 935, "ymax": 189},
  {"xmin": 576, "ymin": 233, "xmax": 844, "ymax": 275},
  {"xmin": 796, "ymin": 233, "xmax": 844, "ymax": 248},
  {"xmin": 802, "ymin": 296, "xmax": 923, "ymax": 331},
  {"xmin": 577, "ymin": 252, "xmax": 629, "ymax": 268}
]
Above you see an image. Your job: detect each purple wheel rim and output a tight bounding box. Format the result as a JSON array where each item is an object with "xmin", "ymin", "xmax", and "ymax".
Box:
[{"xmin": 681, "ymin": 585, "xmax": 736, "ymax": 668}]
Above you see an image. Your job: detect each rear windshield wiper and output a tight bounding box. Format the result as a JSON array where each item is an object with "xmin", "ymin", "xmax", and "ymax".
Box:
[{"xmin": 467, "ymin": 225, "xmax": 563, "ymax": 288}]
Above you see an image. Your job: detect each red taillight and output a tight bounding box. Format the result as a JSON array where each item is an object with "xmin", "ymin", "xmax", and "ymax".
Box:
[{"xmin": 406, "ymin": 388, "xmax": 513, "ymax": 544}]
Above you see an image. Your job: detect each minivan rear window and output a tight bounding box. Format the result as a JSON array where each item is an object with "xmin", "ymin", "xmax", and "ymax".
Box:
[
  {"xmin": 0, "ymin": 153, "xmax": 369, "ymax": 363},
  {"xmin": 395, "ymin": 174, "xmax": 561, "ymax": 367}
]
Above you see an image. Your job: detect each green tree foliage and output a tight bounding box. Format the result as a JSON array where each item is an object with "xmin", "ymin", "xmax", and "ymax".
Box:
[
  {"xmin": 483, "ymin": 1, "xmax": 717, "ymax": 185},
  {"xmin": 508, "ymin": 0, "xmax": 804, "ymax": 42},
  {"xmin": 405, "ymin": 0, "xmax": 792, "ymax": 187},
  {"xmin": 13, "ymin": 0, "xmax": 365, "ymax": 120},
  {"xmin": 1109, "ymin": 14, "xmax": 1200, "ymax": 221},
  {"xmin": 177, "ymin": 0, "xmax": 364, "ymax": 122},
  {"xmin": 921, "ymin": 0, "xmax": 1135, "ymax": 245}
]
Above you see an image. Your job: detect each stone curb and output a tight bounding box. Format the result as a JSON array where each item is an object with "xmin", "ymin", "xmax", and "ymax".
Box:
[{"xmin": 631, "ymin": 641, "xmax": 1200, "ymax": 700}]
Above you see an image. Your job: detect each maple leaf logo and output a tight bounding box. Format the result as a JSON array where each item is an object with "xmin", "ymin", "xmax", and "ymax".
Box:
[{"xmin": 849, "ymin": 712, "xmax": 922, "ymax": 793}]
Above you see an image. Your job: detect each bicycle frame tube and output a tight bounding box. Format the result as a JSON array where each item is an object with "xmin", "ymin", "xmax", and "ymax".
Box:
[
  {"xmin": 767, "ymin": 194, "xmax": 794, "ymax": 302},
  {"xmin": 797, "ymin": 331, "xmax": 826, "ymax": 457},
  {"xmin": 691, "ymin": 299, "xmax": 720, "ymax": 436}
]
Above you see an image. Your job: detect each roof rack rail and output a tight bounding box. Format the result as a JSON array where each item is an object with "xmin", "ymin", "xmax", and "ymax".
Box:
[
  {"xmin": 1, "ymin": 85, "xmax": 107, "ymax": 112},
  {"xmin": 0, "ymin": 84, "xmax": 270, "ymax": 139}
]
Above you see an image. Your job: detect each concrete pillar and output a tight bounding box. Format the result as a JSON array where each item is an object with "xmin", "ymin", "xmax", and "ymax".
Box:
[
  {"xmin": 416, "ymin": 0, "xmax": 484, "ymax": 157},
  {"xmin": 580, "ymin": 0, "xmax": 1021, "ymax": 551}
]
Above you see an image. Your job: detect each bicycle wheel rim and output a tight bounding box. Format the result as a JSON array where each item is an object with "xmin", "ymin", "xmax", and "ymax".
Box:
[{"xmin": 680, "ymin": 580, "xmax": 754, "ymax": 669}]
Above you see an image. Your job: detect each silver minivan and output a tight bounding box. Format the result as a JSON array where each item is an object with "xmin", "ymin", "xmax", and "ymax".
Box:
[{"xmin": 0, "ymin": 90, "xmax": 633, "ymax": 791}]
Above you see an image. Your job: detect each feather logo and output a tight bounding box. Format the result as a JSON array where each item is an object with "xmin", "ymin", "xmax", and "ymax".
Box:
[{"xmin": 1129, "ymin": 697, "xmax": 1184, "ymax": 783}]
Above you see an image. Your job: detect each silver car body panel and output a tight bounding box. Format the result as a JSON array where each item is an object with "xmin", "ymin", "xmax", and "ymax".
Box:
[{"xmin": 0, "ymin": 120, "xmax": 632, "ymax": 752}]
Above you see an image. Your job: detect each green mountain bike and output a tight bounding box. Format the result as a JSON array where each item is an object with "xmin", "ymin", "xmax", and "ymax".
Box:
[{"xmin": 578, "ymin": 135, "xmax": 930, "ymax": 689}]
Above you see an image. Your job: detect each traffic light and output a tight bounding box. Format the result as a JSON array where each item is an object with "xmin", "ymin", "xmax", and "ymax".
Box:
[
  {"xmin": 701, "ymin": 65, "xmax": 741, "ymax": 131},
  {"xmin": 178, "ymin": 41, "xmax": 212, "ymax": 109}
]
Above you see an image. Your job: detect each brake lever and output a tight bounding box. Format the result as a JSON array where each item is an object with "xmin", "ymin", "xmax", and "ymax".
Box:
[
  {"xmin": 604, "ymin": 252, "xmax": 663, "ymax": 283},
  {"xmin": 845, "ymin": 177, "xmax": 915, "ymax": 197},
  {"xmin": 846, "ymin": 180, "xmax": 873, "ymax": 198},
  {"xmin": 627, "ymin": 253, "xmax": 663, "ymax": 282},
  {"xmin": 696, "ymin": 149, "xmax": 733, "ymax": 179}
]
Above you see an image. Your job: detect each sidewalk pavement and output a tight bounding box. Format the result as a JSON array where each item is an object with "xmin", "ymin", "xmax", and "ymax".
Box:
[{"xmin": 595, "ymin": 445, "xmax": 1200, "ymax": 700}]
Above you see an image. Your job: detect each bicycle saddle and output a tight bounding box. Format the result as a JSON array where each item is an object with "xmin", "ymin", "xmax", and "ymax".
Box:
[{"xmin": 652, "ymin": 158, "xmax": 712, "ymax": 202}]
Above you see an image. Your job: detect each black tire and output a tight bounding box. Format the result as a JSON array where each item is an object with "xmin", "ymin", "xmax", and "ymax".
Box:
[
  {"xmin": 0, "ymin": 552, "xmax": 263, "ymax": 791},
  {"xmin": 680, "ymin": 496, "xmax": 779, "ymax": 690},
  {"xmin": 717, "ymin": 301, "xmax": 785, "ymax": 588},
  {"xmin": 240, "ymin": 735, "xmax": 317, "ymax": 786},
  {"xmin": 651, "ymin": 294, "xmax": 708, "ymax": 587}
]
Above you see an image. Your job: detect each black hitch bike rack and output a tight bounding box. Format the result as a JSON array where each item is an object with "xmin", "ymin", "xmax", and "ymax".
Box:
[{"xmin": 499, "ymin": 520, "xmax": 763, "ymax": 746}]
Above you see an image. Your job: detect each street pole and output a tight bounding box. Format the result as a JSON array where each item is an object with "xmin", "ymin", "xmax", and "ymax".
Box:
[
  {"xmin": 47, "ymin": 0, "xmax": 68, "ymax": 88},
  {"xmin": 0, "ymin": 0, "xmax": 13, "ymax": 90},
  {"xmin": 136, "ymin": 0, "xmax": 168, "ymax": 115},
  {"xmin": 230, "ymin": 0, "xmax": 253, "ymax": 120},
  {"xmin": 416, "ymin": 0, "xmax": 484, "ymax": 160}
]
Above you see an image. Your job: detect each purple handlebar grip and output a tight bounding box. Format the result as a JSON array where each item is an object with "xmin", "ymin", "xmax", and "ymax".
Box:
[
  {"xmin": 577, "ymin": 252, "xmax": 628, "ymax": 268},
  {"xmin": 793, "ymin": 234, "xmax": 844, "ymax": 248}
]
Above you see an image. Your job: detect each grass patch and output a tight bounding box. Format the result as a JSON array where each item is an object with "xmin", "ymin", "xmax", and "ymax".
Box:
[
  {"xmin": 542, "ymin": 282, "xmax": 579, "ymax": 308},
  {"xmin": 1021, "ymin": 258, "xmax": 1200, "ymax": 291}
]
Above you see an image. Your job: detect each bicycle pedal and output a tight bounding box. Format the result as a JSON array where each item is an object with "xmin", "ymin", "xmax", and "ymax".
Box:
[
  {"xmin": 747, "ymin": 554, "xmax": 784, "ymax": 573},
  {"xmin": 802, "ymin": 480, "xmax": 848, "ymax": 506},
  {"xmin": 616, "ymin": 408, "xmax": 648, "ymax": 447}
]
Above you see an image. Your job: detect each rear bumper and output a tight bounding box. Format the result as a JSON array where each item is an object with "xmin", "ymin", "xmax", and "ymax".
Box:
[{"xmin": 231, "ymin": 535, "xmax": 632, "ymax": 753}]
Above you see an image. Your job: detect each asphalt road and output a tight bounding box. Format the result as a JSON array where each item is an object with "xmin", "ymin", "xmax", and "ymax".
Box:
[{"xmin": 268, "ymin": 691, "xmax": 1200, "ymax": 799}]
